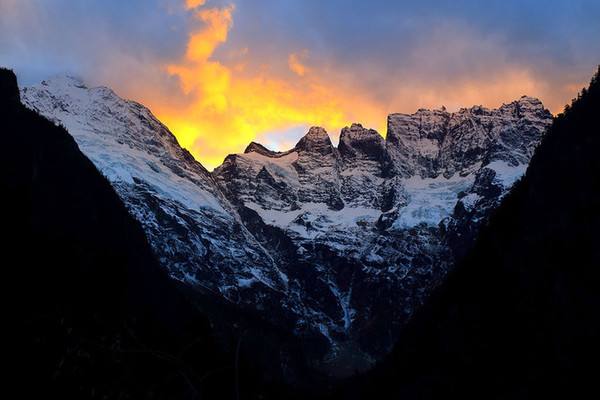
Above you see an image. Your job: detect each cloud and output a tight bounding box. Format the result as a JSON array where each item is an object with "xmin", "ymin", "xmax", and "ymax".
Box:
[
  {"xmin": 1, "ymin": 0, "xmax": 598, "ymax": 169},
  {"xmin": 288, "ymin": 51, "xmax": 310, "ymax": 77},
  {"xmin": 151, "ymin": 3, "xmax": 591, "ymax": 169},
  {"xmin": 0, "ymin": 0, "xmax": 189, "ymax": 86},
  {"xmin": 153, "ymin": 2, "xmax": 386, "ymax": 168},
  {"xmin": 186, "ymin": 0, "xmax": 206, "ymax": 9}
]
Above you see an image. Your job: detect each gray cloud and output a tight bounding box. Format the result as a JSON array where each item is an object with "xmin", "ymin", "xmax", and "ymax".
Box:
[{"xmin": 1, "ymin": 0, "xmax": 598, "ymax": 114}]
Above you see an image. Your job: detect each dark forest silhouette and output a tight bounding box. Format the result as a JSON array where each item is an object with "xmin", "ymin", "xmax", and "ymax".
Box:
[{"xmin": 6, "ymin": 65, "xmax": 600, "ymax": 399}]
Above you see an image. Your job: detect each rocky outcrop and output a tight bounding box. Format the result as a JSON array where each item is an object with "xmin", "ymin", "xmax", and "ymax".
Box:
[{"xmin": 386, "ymin": 97, "xmax": 551, "ymax": 178}]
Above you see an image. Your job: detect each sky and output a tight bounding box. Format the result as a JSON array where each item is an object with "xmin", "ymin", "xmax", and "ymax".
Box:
[{"xmin": 1, "ymin": 0, "xmax": 599, "ymax": 169}]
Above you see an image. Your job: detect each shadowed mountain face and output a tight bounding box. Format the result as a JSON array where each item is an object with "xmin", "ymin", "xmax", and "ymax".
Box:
[
  {"xmin": 21, "ymin": 75, "xmax": 552, "ymax": 370},
  {"xmin": 333, "ymin": 67, "xmax": 600, "ymax": 399}
]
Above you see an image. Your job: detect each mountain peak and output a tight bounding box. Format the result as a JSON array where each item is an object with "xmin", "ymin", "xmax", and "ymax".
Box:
[
  {"xmin": 339, "ymin": 123, "xmax": 385, "ymax": 161},
  {"xmin": 500, "ymin": 95, "xmax": 552, "ymax": 121},
  {"xmin": 244, "ymin": 142, "xmax": 289, "ymax": 158},
  {"xmin": 305, "ymin": 126, "xmax": 329, "ymax": 140},
  {"xmin": 244, "ymin": 141, "xmax": 284, "ymax": 157},
  {"xmin": 519, "ymin": 94, "xmax": 540, "ymax": 101},
  {"xmin": 515, "ymin": 95, "xmax": 546, "ymax": 110},
  {"xmin": 22, "ymin": 74, "xmax": 125, "ymax": 116},
  {"xmin": 340, "ymin": 123, "xmax": 380, "ymax": 138},
  {"xmin": 294, "ymin": 126, "xmax": 334, "ymax": 154},
  {"xmin": 41, "ymin": 74, "xmax": 88, "ymax": 89}
]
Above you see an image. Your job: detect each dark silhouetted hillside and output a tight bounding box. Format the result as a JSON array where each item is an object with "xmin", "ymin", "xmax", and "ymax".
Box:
[
  {"xmin": 333, "ymin": 66, "xmax": 600, "ymax": 399},
  {"xmin": 2, "ymin": 67, "xmax": 297, "ymax": 400}
]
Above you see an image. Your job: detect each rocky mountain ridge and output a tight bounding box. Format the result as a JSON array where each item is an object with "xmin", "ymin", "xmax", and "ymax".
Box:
[
  {"xmin": 21, "ymin": 75, "xmax": 552, "ymax": 370},
  {"xmin": 332, "ymin": 66, "xmax": 600, "ymax": 400}
]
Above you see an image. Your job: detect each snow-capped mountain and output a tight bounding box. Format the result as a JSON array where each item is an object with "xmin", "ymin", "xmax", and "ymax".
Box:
[
  {"xmin": 20, "ymin": 76, "xmax": 292, "ymax": 318},
  {"xmin": 21, "ymin": 76, "xmax": 552, "ymax": 370},
  {"xmin": 214, "ymin": 98, "xmax": 551, "ymax": 363}
]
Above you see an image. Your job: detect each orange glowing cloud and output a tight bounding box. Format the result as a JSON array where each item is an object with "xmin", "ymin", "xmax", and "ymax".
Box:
[
  {"xmin": 136, "ymin": 1, "xmax": 581, "ymax": 170},
  {"xmin": 1, "ymin": 0, "xmax": 590, "ymax": 172},
  {"xmin": 152, "ymin": 2, "xmax": 384, "ymax": 169},
  {"xmin": 288, "ymin": 51, "xmax": 310, "ymax": 77},
  {"xmin": 185, "ymin": 0, "xmax": 206, "ymax": 10}
]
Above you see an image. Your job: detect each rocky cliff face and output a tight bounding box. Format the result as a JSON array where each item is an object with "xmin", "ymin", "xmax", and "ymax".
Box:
[
  {"xmin": 21, "ymin": 76, "xmax": 552, "ymax": 371},
  {"xmin": 332, "ymin": 67, "xmax": 600, "ymax": 400},
  {"xmin": 386, "ymin": 98, "xmax": 549, "ymax": 178},
  {"xmin": 213, "ymin": 97, "xmax": 551, "ymax": 366}
]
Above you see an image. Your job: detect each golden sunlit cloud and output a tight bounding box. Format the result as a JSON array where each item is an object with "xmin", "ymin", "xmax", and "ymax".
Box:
[
  {"xmin": 185, "ymin": 0, "xmax": 206, "ymax": 10},
  {"xmin": 288, "ymin": 51, "xmax": 310, "ymax": 77},
  {"xmin": 1, "ymin": 0, "xmax": 590, "ymax": 171},
  {"xmin": 153, "ymin": 2, "xmax": 384, "ymax": 169},
  {"xmin": 135, "ymin": 1, "xmax": 583, "ymax": 170}
]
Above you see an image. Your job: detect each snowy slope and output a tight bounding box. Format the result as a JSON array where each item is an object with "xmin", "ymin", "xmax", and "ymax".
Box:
[{"xmin": 21, "ymin": 76, "xmax": 291, "ymax": 311}]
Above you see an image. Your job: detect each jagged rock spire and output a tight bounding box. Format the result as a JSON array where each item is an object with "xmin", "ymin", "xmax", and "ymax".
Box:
[
  {"xmin": 244, "ymin": 141, "xmax": 284, "ymax": 157},
  {"xmin": 338, "ymin": 123, "xmax": 385, "ymax": 161},
  {"xmin": 294, "ymin": 126, "xmax": 334, "ymax": 155}
]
